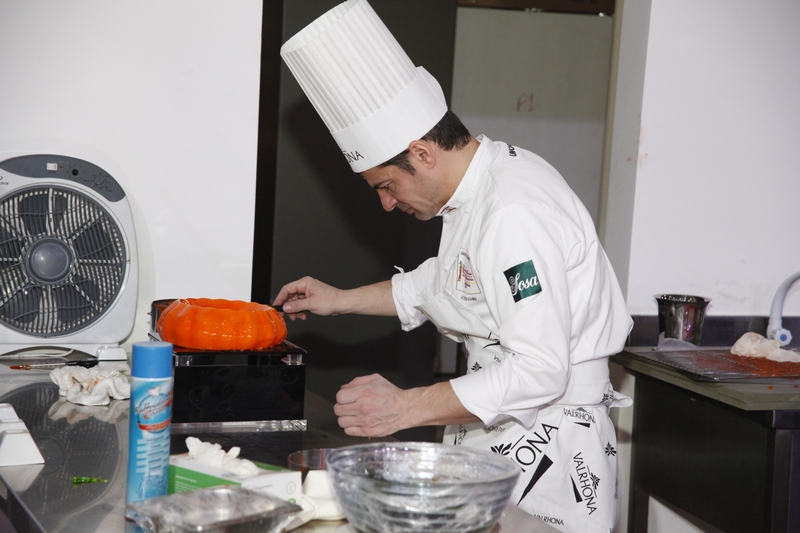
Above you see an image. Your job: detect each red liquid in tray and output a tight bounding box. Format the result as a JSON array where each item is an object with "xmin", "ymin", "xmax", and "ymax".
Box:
[{"xmin": 644, "ymin": 349, "xmax": 800, "ymax": 379}]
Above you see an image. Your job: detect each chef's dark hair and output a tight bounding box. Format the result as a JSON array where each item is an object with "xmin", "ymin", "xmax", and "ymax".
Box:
[{"xmin": 380, "ymin": 111, "xmax": 471, "ymax": 175}]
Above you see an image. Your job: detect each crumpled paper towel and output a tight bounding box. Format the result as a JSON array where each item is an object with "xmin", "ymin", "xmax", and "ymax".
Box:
[
  {"xmin": 50, "ymin": 363, "xmax": 131, "ymax": 406},
  {"xmin": 731, "ymin": 332, "xmax": 800, "ymax": 363},
  {"xmin": 185, "ymin": 436, "xmax": 259, "ymax": 477}
]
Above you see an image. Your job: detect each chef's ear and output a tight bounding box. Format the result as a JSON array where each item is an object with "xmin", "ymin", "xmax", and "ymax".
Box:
[{"xmin": 407, "ymin": 140, "xmax": 437, "ymax": 170}]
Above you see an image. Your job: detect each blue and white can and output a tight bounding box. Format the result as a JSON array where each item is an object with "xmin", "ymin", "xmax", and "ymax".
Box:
[{"xmin": 126, "ymin": 341, "xmax": 173, "ymax": 508}]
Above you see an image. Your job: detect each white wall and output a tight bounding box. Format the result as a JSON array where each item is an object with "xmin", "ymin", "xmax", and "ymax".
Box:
[
  {"xmin": 0, "ymin": 1, "xmax": 263, "ymax": 348},
  {"xmin": 598, "ymin": 0, "xmax": 651, "ymax": 301},
  {"xmin": 619, "ymin": 0, "xmax": 800, "ymax": 317},
  {"xmin": 451, "ymin": 8, "xmax": 613, "ymax": 225},
  {"xmin": 609, "ymin": 2, "xmax": 800, "ymax": 532}
]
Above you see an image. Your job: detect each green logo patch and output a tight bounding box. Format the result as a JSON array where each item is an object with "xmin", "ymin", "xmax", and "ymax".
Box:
[{"xmin": 504, "ymin": 260, "xmax": 542, "ymax": 302}]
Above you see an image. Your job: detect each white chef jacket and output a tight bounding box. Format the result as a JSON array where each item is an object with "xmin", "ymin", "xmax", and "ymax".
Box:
[{"xmin": 391, "ymin": 136, "xmax": 632, "ymax": 532}]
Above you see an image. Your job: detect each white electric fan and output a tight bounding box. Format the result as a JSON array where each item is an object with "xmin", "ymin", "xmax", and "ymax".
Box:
[{"xmin": 0, "ymin": 155, "xmax": 138, "ymax": 360}]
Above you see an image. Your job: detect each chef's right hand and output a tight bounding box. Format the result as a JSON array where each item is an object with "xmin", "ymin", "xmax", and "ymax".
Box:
[{"xmin": 273, "ymin": 276, "xmax": 343, "ymax": 320}]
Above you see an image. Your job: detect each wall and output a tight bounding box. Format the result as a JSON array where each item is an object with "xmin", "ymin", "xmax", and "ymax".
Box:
[
  {"xmin": 610, "ymin": 0, "xmax": 800, "ymax": 319},
  {"xmin": 598, "ymin": 0, "xmax": 651, "ymax": 300},
  {"xmin": 0, "ymin": 1, "xmax": 263, "ymax": 348},
  {"xmin": 608, "ymin": 2, "xmax": 800, "ymax": 532},
  {"xmin": 451, "ymin": 8, "xmax": 613, "ymax": 226}
]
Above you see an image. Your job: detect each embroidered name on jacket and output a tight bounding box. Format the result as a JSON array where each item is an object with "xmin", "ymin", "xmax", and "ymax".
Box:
[
  {"xmin": 457, "ymin": 249, "xmax": 481, "ymax": 298},
  {"xmin": 504, "ymin": 260, "xmax": 542, "ymax": 302}
]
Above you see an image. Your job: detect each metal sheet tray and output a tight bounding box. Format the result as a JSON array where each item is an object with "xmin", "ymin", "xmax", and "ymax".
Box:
[
  {"xmin": 627, "ymin": 348, "xmax": 800, "ymax": 382},
  {"xmin": 147, "ymin": 332, "xmax": 306, "ymax": 367}
]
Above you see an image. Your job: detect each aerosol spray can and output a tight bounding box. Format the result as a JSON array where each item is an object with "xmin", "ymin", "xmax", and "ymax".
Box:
[{"xmin": 126, "ymin": 341, "xmax": 173, "ymax": 511}]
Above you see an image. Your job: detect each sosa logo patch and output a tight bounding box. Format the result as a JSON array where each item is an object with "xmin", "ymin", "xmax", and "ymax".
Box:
[{"xmin": 504, "ymin": 260, "xmax": 542, "ymax": 302}]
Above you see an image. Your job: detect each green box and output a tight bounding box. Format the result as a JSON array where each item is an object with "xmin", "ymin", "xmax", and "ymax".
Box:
[{"xmin": 168, "ymin": 454, "xmax": 302, "ymax": 505}]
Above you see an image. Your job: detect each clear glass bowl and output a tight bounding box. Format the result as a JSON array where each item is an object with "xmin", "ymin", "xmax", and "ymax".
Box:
[{"xmin": 326, "ymin": 442, "xmax": 520, "ymax": 533}]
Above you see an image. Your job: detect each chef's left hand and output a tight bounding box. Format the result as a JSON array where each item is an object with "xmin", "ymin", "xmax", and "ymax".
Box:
[
  {"xmin": 333, "ymin": 374, "xmax": 481, "ymax": 437},
  {"xmin": 334, "ymin": 374, "xmax": 409, "ymax": 437}
]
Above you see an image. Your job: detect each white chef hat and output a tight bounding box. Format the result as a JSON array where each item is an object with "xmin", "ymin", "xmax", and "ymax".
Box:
[{"xmin": 280, "ymin": 0, "xmax": 448, "ymax": 173}]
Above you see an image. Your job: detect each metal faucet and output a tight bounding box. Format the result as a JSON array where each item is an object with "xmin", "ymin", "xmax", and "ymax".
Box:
[{"xmin": 767, "ymin": 270, "xmax": 800, "ymax": 346}]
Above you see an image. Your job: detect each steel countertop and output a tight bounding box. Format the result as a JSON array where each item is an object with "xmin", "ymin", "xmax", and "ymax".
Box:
[
  {"xmin": 611, "ymin": 348, "xmax": 800, "ymax": 424},
  {"xmin": 0, "ymin": 363, "xmax": 556, "ymax": 533}
]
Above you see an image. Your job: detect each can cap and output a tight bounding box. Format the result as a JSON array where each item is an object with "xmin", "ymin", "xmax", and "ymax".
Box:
[{"xmin": 131, "ymin": 341, "xmax": 173, "ymax": 378}]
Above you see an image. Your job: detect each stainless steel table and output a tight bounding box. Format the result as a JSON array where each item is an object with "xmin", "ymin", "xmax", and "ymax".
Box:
[
  {"xmin": 0, "ymin": 365, "xmax": 556, "ymax": 533},
  {"xmin": 612, "ymin": 349, "xmax": 800, "ymax": 533}
]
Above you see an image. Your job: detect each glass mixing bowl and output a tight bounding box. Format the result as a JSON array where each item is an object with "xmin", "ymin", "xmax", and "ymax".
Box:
[{"xmin": 326, "ymin": 442, "xmax": 520, "ymax": 533}]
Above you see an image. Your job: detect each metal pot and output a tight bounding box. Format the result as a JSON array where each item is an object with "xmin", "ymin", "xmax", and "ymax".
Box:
[{"xmin": 149, "ymin": 299, "xmax": 177, "ymax": 334}]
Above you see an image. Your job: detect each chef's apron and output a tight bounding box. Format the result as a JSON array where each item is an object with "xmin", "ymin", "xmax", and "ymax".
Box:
[{"xmin": 417, "ymin": 289, "xmax": 631, "ymax": 533}]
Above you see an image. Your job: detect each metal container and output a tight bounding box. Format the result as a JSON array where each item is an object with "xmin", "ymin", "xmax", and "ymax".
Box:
[
  {"xmin": 287, "ymin": 448, "xmax": 335, "ymax": 481},
  {"xmin": 126, "ymin": 485, "xmax": 301, "ymax": 532},
  {"xmin": 150, "ymin": 298, "xmax": 178, "ymax": 334},
  {"xmin": 655, "ymin": 294, "xmax": 711, "ymax": 345}
]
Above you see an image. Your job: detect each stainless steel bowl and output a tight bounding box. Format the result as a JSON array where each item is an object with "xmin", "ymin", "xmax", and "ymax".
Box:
[
  {"xmin": 655, "ymin": 294, "xmax": 711, "ymax": 345},
  {"xmin": 326, "ymin": 442, "xmax": 520, "ymax": 533}
]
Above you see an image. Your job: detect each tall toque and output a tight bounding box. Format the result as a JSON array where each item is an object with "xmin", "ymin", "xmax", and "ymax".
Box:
[{"xmin": 281, "ymin": 0, "xmax": 448, "ymax": 172}]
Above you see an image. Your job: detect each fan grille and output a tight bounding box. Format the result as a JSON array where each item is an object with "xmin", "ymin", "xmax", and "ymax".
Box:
[{"xmin": 0, "ymin": 185, "xmax": 127, "ymax": 336}]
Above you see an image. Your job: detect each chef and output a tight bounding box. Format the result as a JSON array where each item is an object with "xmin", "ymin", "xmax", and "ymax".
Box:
[{"xmin": 275, "ymin": 1, "xmax": 633, "ymax": 531}]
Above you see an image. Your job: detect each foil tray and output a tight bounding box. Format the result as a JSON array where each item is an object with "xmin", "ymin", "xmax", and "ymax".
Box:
[
  {"xmin": 627, "ymin": 348, "xmax": 800, "ymax": 382},
  {"xmin": 126, "ymin": 485, "xmax": 301, "ymax": 533}
]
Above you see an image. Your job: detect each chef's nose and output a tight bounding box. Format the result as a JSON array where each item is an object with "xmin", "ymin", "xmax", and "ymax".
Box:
[{"xmin": 378, "ymin": 190, "xmax": 397, "ymax": 212}]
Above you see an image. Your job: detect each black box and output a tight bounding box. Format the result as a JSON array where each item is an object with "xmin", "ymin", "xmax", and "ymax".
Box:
[{"xmin": 168, "ymin": 341, "xmax": 306, "ymax": 430}]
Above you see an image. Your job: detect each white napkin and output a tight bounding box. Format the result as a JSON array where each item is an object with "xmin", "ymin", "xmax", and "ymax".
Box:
[
  {"xmin": 50, "ymin": 363, "xmax": 131, "ymax": 406},
  {"xmin": 185, "ymin": 436, "xmax": 259, "ymax": 477},
  {"xmin": 285, "ymin": 469, "xmax": 346, "ymax": 530},
  {"xmin": 731, "ymin": 332, "xmax": 800, "ymax": 362}
]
